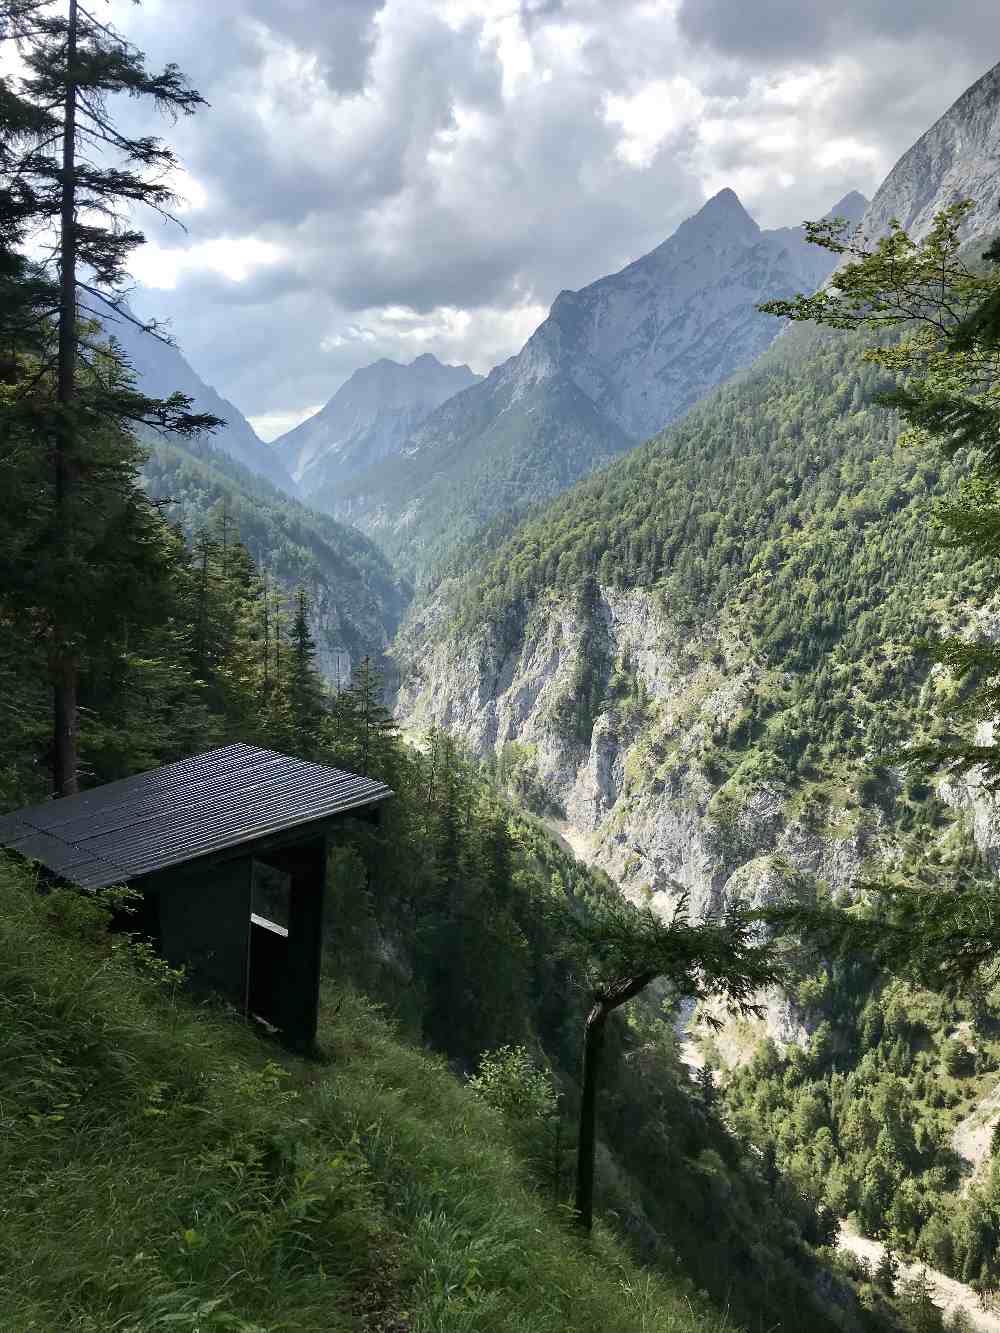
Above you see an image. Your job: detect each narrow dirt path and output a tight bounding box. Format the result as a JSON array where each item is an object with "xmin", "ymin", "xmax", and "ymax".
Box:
[{"xmin": 838, "ymin": 1221, "xmax": 1000, "ymax": 1332}]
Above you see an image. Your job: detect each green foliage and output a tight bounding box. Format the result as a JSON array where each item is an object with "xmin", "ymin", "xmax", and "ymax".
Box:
[
  {"xmin": 0, "ymin": 852, "xmax": 740, "ymax": 1333},
  {"xmin": 141, "ymin": 435, "xmax": 409, "ymax": 674},
  {"xmin": 468, "ymin": 1045, "xmax": 560, "ymax": 1123}
]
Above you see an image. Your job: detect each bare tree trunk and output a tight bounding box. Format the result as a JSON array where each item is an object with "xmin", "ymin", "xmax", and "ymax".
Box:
[
  {"xmin": 574, "ymin": 997, "xmax": 608, "ymax": 1232},
  {"xmin": 52, "ymin": 0, "xmax": 79, "ymax": 796},
  {"xmin": 574, "ymin": 972, "xmax": 655, "ymax": 1232}
]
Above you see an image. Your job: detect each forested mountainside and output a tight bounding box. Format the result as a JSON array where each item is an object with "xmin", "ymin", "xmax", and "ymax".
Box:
[
  {"xmin": 276, "ymin": 352, "xmax": 481, "ymax": 496},
  {"xmin": 101, "ymin": 300, "xmax": 300, "ymax": 496},
  {"xmin": 394, "ymin": 319, "xmax": 976, "ymax": 914},
  {"xmin": 392, "ymin": 303, "xmax": 1000, "ymax": 1283},
  {"xmin": 140, "ymin": 434, "xmax": 410, "ymax": 686},
  {"xmin": 316, "ymin": 189, "xmax": 867, "ymax": 578}
]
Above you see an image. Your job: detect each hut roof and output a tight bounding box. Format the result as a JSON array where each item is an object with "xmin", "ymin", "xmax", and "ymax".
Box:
[{"xmin": 0, "ymin": 743, "xmax": 391, "ymax": 889}]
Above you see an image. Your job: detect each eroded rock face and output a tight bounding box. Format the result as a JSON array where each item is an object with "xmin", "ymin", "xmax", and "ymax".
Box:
[
  {"xmin": 397, "ymin": 582, "xmax": 894, "ymax": 1056},
  {"xmin": 399, "ymin": 583, "xmax": 875, "ymax": 908},
  {"xmin": 859, "ymin": 61, "xmax": 1000, "ymax": 246}
]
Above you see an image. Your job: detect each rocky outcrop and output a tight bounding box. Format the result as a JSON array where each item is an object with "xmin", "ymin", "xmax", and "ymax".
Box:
[{"xmin": 398, "ymin": 583, "xmax": 879, "ymax": 917}]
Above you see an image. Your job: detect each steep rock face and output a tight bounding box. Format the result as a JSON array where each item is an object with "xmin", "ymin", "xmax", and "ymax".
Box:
[
  {"xmin": 397, "ymin": 579, "xmax": 897, "ymax": 1057},
  {"xmin": 544, "ymin": 188, "xmax": 865, "ymax": 445},
  {"xmin": 860, "ymin": 60, "xmax": 1000, "ymax": 244},
  {"xmin": 323, "ymin": 189, "xmax": 865, "ymax": 573},
  {"xmin": 399, "ymin": 584, "xmax": 879, "ymax": 919},
  {"xmin": 102, "ymin": 304, "xmax": 298, "ymax": 496},
  {"xmin": 275, "ymin": 353, "xmax": 480, "ymax": 494}
]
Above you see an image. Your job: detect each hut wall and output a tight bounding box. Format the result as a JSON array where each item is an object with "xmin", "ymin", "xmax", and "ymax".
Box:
[{"xmin": 155, "ymin": 858, "xmax": 252, "ymax": 1007}]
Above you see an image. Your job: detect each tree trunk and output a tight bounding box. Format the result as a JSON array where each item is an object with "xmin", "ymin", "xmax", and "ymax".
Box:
[
  {"xmin": 573, "ymin": 972, "xmax": 656, "ymax": 1232},
  {"xmin": 52, "ymin": 0, "xmax": 79, "ymax": 796},
  {"xmin": 574, "ymin": 997, "xmax": 609, "ymax": 1231}
]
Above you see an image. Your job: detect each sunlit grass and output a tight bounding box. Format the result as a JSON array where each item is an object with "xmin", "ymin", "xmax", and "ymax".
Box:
[{"xmin": 0, "ymin": 854, "xmax": 736, "ymax": 1333}]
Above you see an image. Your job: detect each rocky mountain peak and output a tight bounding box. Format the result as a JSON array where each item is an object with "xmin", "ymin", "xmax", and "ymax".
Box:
[
  {"xmin": 671, "ymin": 187, "xmax": 760, "ymax": 249},
  {"xmin": 825, "ymin": 190, "xmax": 869, "ymax": 223},
  {"xmin": 275, "ymin": 352, "xmax": 480, "ymax": 490},
  {"xmin": 860, "ymin": 59, "xmax": 1000, "ymax": 244}
]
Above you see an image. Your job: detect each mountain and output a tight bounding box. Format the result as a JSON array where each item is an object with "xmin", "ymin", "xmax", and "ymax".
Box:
[
  {"xmin": 392, "ymin": 60, "xmax": 1000, "ymax": 1288},
  {"xmin": 141, "ymin": 435, "xmax": 410, "ymax": 686},
  {"xmin": 275, "ymin": 352, "xmax": 480, "ymax": 495},
  {"xmin": 858, "ymin": 60, "xmax": 1000, "ymax": 245},
  {"xmin": 100, "ymin": 303, "xmax": 299, "ymax": 496},
  {"xmin": 316, "ymin": 188, "xmax": 867, "ymax": 577}
]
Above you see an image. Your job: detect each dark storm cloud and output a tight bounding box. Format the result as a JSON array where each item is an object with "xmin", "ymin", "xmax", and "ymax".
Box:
[{"xmin": 676, "ymin": 0, "xmax": 1000, "ymax": 64}]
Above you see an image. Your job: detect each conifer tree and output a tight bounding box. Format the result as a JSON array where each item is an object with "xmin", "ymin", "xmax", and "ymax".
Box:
[
  {"xmin": 331, "ymin": 656, "xmax": 398, "ymax": 778},
  {"xmin": 1, "ymin": 0, "xmax": 219, "ymax": 794},
  {"xmin": 286, "ymin": 587, "xmax": 327, "ymax": 757}
]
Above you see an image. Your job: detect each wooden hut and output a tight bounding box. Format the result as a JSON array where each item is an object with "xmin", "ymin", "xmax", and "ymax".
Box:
[{"xmin": 0, "ymin": 743, "xmax": 392, "ymax": 1048}]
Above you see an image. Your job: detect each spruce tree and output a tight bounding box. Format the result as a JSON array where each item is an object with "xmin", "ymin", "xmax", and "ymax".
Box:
[
  {"xmin": 286, "ymin": 587, "xmax": 327, "ymax": 757},
  {"xmin": 1, "ymin": 0, "xmax": 220, "ymax": 794}
]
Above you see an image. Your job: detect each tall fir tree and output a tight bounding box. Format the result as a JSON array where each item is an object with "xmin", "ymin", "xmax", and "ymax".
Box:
[
  {"xmin": 286, "ymin": 587, "xmax": 327, "ymax": 757},
  {"xmin": 1, "ymin": 0, "xmax": 219, "ymax": 794}
]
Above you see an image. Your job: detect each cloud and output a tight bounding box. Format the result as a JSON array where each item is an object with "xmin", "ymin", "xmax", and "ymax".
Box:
[
  {"xmin": 103, "ymin": 0, "xmax": 997, "ymax": 431},
  {"xmin": 676, "ymin": 0, "xmax": 1000, "ymax": 66}
]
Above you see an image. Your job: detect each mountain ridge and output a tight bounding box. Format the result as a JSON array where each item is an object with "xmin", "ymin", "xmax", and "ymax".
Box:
[
  {"xmin": 276, "ymin": 351, "xmax": 481, "ymax": 496},
  {"xmin": 317, "ymin": 186, "xmax": 867, "ymax": 576},
  {"xmin": 99, "ymin": 301, "xmax": 300, "ymax": 497}
]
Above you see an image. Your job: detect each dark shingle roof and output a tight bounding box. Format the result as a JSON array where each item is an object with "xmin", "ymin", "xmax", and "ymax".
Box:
[{"xmin": 0, "ymin": 744, "xmax": 392, "ymax": 889}]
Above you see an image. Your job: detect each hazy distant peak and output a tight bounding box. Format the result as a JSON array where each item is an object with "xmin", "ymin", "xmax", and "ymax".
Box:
[
  {"xmin": 274, "ymin": 350, "xmax": 481, "ymax": 487},
  {"xmin": 824, "ymin": 190, "xmax": 869, "ymax": 223},
  {"xmin": 684, "ymin": 187, "xmax": 759, "ymax": 238}
]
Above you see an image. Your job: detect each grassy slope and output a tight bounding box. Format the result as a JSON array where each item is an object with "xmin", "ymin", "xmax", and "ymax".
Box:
[{"xmin": 0, "ymin": 853, "xmax": 734, "ymax": 1333}]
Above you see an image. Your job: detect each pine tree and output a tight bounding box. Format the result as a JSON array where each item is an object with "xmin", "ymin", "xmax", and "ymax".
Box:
[
  {"xmin": 696, "ymin": 1061, "xmax": 717, "ymax": 1110},
  {"xmin": 875, "ymin": 1243, "xmax": 900, "ymax": 1297},
  {"xmin": 332, "ymin": 656, "xmax": 398, "ymax": 779},
  {"xmin": 286, "ymin": 587, "xmax": 327, "ymax": 757},
  {"xmin": 1, "ymin": 0, "xmax": 220, "ymax": 794}
]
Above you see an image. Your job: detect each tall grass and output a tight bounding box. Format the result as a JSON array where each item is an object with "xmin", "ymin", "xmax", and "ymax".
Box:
[{"xmin": 0, "ymin": 854, "xmax": 736, "ymax": 1333}]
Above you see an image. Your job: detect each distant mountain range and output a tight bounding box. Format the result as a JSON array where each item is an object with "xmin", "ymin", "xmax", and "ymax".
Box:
[
  {"xmin": 275, "ymin": 353, "xmax": 480, "ymax": 498},
  {"xmin": 99, "ymin": 303, "xmax": 299, "ymax": 497},
  {"xmin": 310, "ymin": 187, "xmax": 868, "ymax": 576},
  {"xmin": 93, "ymin": 301, "xmax": 410, "ymax": 677}
]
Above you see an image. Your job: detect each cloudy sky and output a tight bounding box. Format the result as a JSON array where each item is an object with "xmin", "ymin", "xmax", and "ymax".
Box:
[{"xmin": 113, "ymin": 0, "xmax": 997, "ymax": 440}]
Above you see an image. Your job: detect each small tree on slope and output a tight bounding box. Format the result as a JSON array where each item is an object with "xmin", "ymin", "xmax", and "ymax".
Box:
[{"xmin": 561, "ymin": 888, "xmax": 782, "ymax": 1231}]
